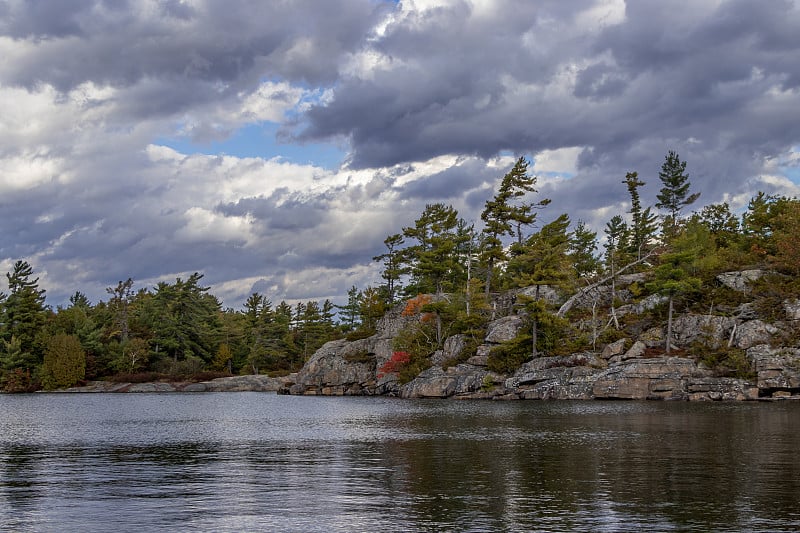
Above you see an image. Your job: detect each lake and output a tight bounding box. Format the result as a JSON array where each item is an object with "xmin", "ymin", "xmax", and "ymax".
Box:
[{"xmin": 1, "ymin": 393, "xmax": 799, "ymax": 532}]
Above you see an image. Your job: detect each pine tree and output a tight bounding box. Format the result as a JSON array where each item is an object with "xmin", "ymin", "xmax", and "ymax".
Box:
[
  {"xmin": 402, "ymin": 203, "xmax": 462, "ymax": 295},
  {"xmin": 510, "ymin": 214, "xmax": 572, "ymax": 356},
  {"xmin": 569, "ymin": 220, "xmax": 600, "ymax": 278},
  {"xmin": 373, "ymin": 234, "xmax": 406, "ymax": 304},
  {"xmin": 1, "ymin": 260, "xmax": 47, "ymax": 371},
  {"xmin": 604, "ymin": 215, "xmax": 628, "ymax": 329},
  {"xmin": 624, "ymin": 171, "xmax": 658, "ymax": 258},
  {"xmin": 656, "ymin": 150, "xmax": 700, "ymax": 234}
]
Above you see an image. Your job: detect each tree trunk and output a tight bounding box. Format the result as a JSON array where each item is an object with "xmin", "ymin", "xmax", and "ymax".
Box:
[
  {"xmin": 666, "ymin": 295, "xmax": 674, "ymax": 354},
  {"xmin": 532, "ymin": 285, "xmax": 540, "ymax": 358}
]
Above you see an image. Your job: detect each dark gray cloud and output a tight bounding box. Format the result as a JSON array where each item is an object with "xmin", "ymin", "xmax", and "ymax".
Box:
[
  {"xmin": 1, "ymin": 0, "xmax": 799, "ymax": 310},
  {"xmin": 299, "ymin": 0, "xmax": 800, "ymax": 212}
]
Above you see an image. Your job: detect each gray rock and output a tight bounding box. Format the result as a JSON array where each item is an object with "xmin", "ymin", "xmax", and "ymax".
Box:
[
  {"xmin": 200, "ymin": 374, "xmax": 289, "ymax": 392},
  {"xmin": 686, "ymin": 377, "xmax": 759, "ymax": 401},
  {"xmin": 672, "ymin": 314, "xmax": 736, "ymax": 348},
  {"xmin": 399, "ymin": 365, "xmax": 498, "ymax": 399},
  {"xmin": 716, "ymin": 270, "xmax": 767, "ymax": 292},
  {"xmin": 126, "ymin": 382, "xmax": 180, "ymax": 393},
  {"xmin": 747, "ymin": 345, "xmax": 800, "ymax": 391},
  {"xmin": 784, "ymin": 299, "xmax": 800, "ymax": 321},
  {"xmin": 600, "ymin": 338, "xmax": 627, "ymax": 360},
  {"xmin": 733, "ymin": 320, "xmax": 780, "ymax": 349},
  {"xmin": 638, "ymin": 327, "xmax": 665, "ymax": 348},
  {"xmin": 485, "ymin": 315, "xmax": 525, "ymax": 343},
  {"xmin": 466, "ymin": 355, "xmax": 489, "ymax": 366},
  {"xmin": 592, "ymin": 357, "xmax": 709, "ymax": 400}
]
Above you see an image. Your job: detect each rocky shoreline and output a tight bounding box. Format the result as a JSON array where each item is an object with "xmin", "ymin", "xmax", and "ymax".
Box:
[
  {"xmin": 59, "ymin": 374, "xmax": 293, "ymax": 393},
  {"xmin": 277, "ymin": 270, "xmax": 800, "ymax": 401},
  {"xmin": 56, "ymin": 270, "xmax": 800, "ymax": 402}
]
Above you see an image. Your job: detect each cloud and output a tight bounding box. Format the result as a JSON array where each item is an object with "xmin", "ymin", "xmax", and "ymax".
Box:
[{"xmin": 1, "ymin": 0, "xmax": 799, "ymax": 310}]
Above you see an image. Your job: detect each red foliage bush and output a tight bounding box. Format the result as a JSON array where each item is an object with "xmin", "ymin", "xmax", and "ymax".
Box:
[
  {"xmin": 401, "ymin": 294, "xmax": 432, "ymax": 316},
  {"xmin": 378, "ymin": 351, "xmax": 411, "ymax": 378}
]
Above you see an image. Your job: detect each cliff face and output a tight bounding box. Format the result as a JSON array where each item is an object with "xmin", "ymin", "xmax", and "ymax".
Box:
[{"xmin": 280, "ymin": 271, "xmax": 800, "ymax": 401}]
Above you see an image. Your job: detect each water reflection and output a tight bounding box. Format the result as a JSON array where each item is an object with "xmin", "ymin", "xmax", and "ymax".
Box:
[{"xmin": 1, "ymin": 394, "xmax": 799, "ymax": 531}]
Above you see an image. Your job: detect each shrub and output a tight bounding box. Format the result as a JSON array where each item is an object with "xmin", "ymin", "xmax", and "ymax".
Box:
[
  {"xmin": 378, "ymin": 351, "xmax": 411, "ymax": 378},
  {"xmin": 1, "ymin": 368, "xmax": 38, "ymax": 393},
  {"xmin": 695, "ymin": 346, "xmax": 755, "ymax": 379},
  {"xmin": 487, "ymin": 336, "xmax": 532, "ymax": 374},
  {"xmin": 345, "ymin": 328, "xmax": 376, "ymax": 341},
  {"xmin": 41, "ymin": 334, "xmax": 86, "ymax": 390}
]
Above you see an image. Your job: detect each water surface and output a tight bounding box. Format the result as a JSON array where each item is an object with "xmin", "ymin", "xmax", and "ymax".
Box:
[{"xmin": 1, "ymin": 394, "xmax": 798, "ymax": 532}]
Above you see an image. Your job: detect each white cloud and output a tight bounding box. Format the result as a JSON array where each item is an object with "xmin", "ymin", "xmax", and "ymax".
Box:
[{"xmin": 532, "ymin": 147, "xmax": 582, "ymax": 175}]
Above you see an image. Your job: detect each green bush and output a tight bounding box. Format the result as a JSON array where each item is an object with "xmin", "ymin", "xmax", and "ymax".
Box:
[
  {"xmin": 696, "ymin": 345, "xmax": 755, "ymax": 379},
  {"xmin": 345, "ymin": 327, "xmax": 376, "ymax": 341},
  {"xmin": 487, "ymin": 335, "xmax": 532, "ymax": 374},
  {"xmin": 41, "ymin": 334, "xmax": 86, "ymax": 390}
]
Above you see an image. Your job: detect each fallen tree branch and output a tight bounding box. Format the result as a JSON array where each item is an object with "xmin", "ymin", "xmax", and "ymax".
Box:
[{"xmin": 556, "ymin": 248, "xmax": 661, "ymax": 318}]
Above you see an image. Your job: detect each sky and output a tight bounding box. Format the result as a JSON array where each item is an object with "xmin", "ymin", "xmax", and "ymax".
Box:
[{"xmin": 1, "ymin": 0, "xmax": 799, "ymax": 310}]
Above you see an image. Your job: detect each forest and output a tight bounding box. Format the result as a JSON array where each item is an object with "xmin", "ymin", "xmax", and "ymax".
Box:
[{"xmin": 1, "ymin": 150, "xmax": 799, "ymax": 392}]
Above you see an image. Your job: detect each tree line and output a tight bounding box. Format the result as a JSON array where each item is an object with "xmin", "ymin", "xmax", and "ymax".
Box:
[{"xmin": 2, "ymin": 151, "xmax": 799, "ymax": 390}]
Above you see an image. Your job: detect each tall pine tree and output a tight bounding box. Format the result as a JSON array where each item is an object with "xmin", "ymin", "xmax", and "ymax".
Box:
[{"xmin": 656, "ymin": 151, "xmax": 699, "ymax": 235}]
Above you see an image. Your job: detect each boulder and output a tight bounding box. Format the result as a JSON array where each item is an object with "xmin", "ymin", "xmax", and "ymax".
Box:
[
  {"xmin": 516, "ymin": 367, "xmax": 599, "ymax": 400},
  {"xmin": 284, "ymin": 338, "xmax": 384, "ymax": 396},
  {"xmin": 485, "ymin": 315, "xmax": 525, "ymax": 344},
  {"xmin": 638, "ymin": 327, "xmax": 665, "ymax": 348},
  {"xmin": 194, "ymin": 374, "xmax": 290, "ymax": 392},
  {"xmin": 686, "ymin": 377, "xmax": 759, "ymax": 401},
  {"xmin": 672, "ymin": 314, "xmax": 736, "ymax": 348},
  {"xmin": 716, "ymin": 270, "xmax": 767, "ymax": 292},
  {"xmin": 784, "ymin": 299, "xmax": 800, "ymax": 321},
  {"xmin": 592, "ymin": 357, "xmax": 709, "ymax": 400},
  {"xmin": 600, "ymin": 338, "xmax": 627, "ymax": 360},
  {"xmin": 507, "ymin": 355, "xmax": 604, "ymax": 400},
  {"xmin": 747, "ymin": 345, "xmax": 800, "ymax": 392},
  {"xmin": 399, "ymin": 365, "xmax": 499, "ymax": 399},
  {"xmin": 733, "ymin": 320, "xmax": 780, "ymax": 349}
]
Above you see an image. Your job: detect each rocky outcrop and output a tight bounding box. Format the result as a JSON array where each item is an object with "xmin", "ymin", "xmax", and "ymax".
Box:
[
  {"xmin": 399, "ymin": 365, "xmax": 501, "ymax": 399},
  {"xmin": 588, "ymin": 357, "xmax": 758, "ymax": 401},
  {"xmin": 747, "ymin": 345, "xmax": 800, "ymax": 393},
  {"xmin": 183, "ymin": 374, "xmax": 291, "ymax": 392},
  {"xmin": 716, "ymin": 270, "xmax": 767, "ymax": 292},
  {"xmin": 282, "ymin": 270, "xmax": 800, "ymax": 401},
  {"xmin": 507, "ymin": 353, "xmax": 606, "ymax": 400},
  {"xmin": 61, "ymin": 374, "xmax": 293, "ymax": 393}
]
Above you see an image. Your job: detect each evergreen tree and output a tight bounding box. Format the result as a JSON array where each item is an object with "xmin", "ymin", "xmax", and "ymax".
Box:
[
  {"xmin": 40, "ymin": 333, "xmax": 85, "ymax": 390},
  {"xmin": 501, "ymin": 157, "xmax": 551, "ymax": 246},
  {"xmin": 359, "ymin": 286, "xmax": 386, "ymax": 332},
  {"xmin": 646, "ymin": 235, "xmax": 703, "ymax": 354},
  {"xmin": 373, "ymin": 234, "xmax": 406, "ymax": 304},
  {"xmin": 402, "ymin": 203, "xmax": 463, "ymax": 295},
  {"xmin": 604, "ymin": 215, "xmax": 628, "ymax": 329},
  {"xmin": 693, "ymin": 202, "xmax": 740, "ymax": 249},
  {"xmin": 509, "ymin": 214, "xmax": 572, "ymax": 356},
  {"xmin": 147, "ymin": 273, "xmax": 221, "ymax": 364},
  {"xmin": 338, "ymin": 286, "xmax": 363, "ymax": 332},
  {"xmin": 624, "ymin": 171, "xmax": 659, "ymax": 257},
  {"xmin": 1, "ymin": 260, "xmax": 47, "ymax": 372},
  {"xmin": 656, "ymin": 150, "xmax": 699, "ymax": 234},
  {"xmin": 772, "ymin": 198, "xmax": 800, "ymax": 275},
  {"xmin": 106, "ymin": 278, "xmax": 134, "ymax": 342},
  {"xmin": 569, "ymin": 220, "xmax": 600, "ymax": 278}
]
